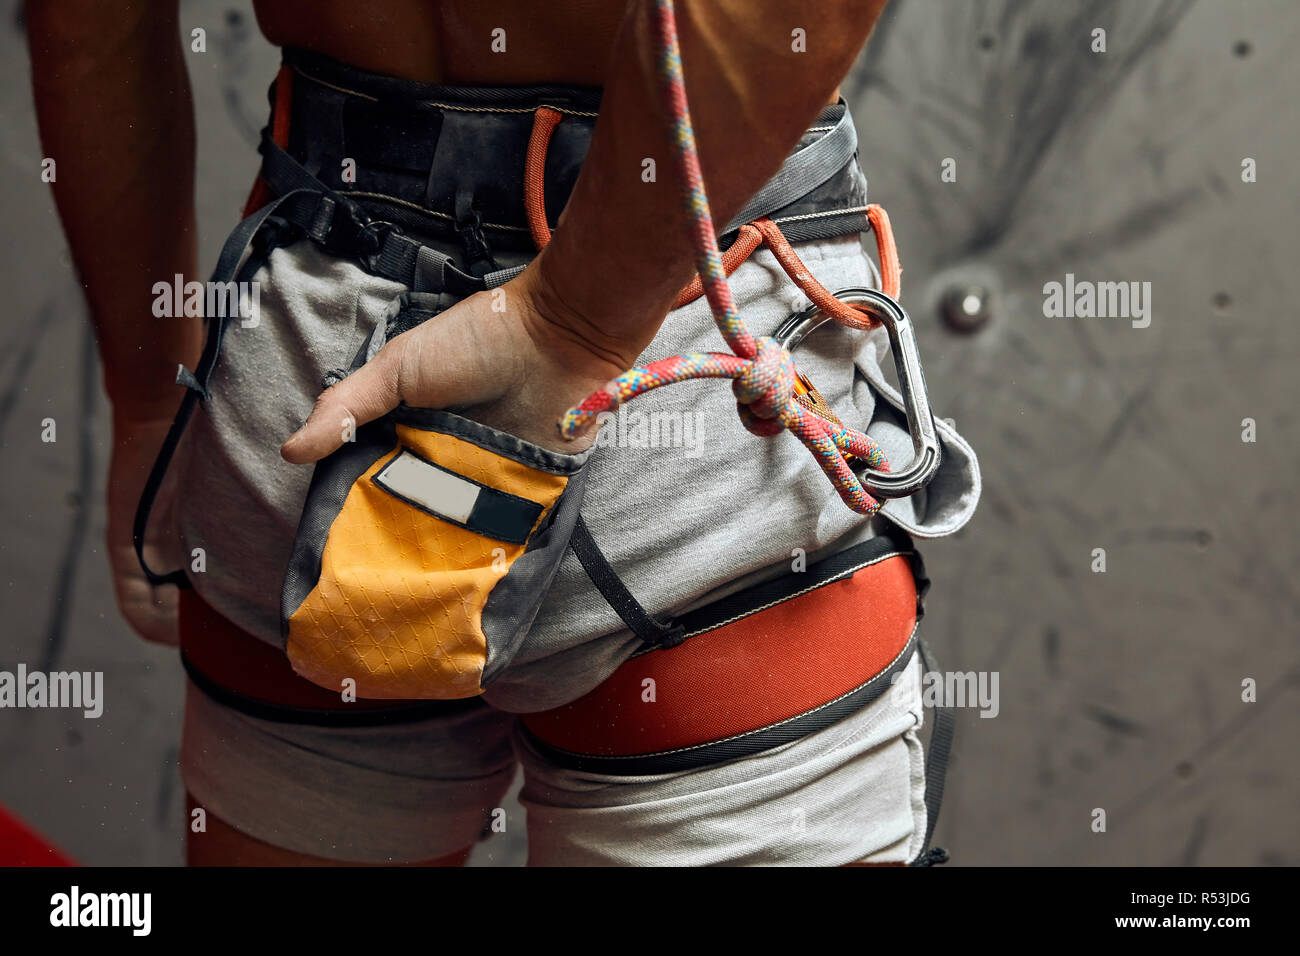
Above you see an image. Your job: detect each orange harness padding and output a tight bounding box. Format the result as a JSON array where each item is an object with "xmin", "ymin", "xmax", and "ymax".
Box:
[
  {"xmin": 241, "ymin": 63, "xmax": 295, "ymax": 218},
  {"xmin": 522, "ymin": 544, "xmax": 919, "ymax": 774},
  {"xmin": 178, "ymin": 590, "xmax": 473, "ymax": 724}
]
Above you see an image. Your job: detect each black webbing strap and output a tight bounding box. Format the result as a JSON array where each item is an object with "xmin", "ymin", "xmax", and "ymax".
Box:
[
  {"xmin": 722, "ymin": 104, "xmax": 859, "ymax": 234},
  {"xmin": 910, "ymin": 635, "xmax": 955, "ymax": 867},
  {"xmin": 132, "ymin": 189, "xmax": 318, "ymax": 586},
  {"xmin": 567, "ymin": 516, "xmax": 686, "ymax": 650},
  {"xmin": 257, "ymin": 133, "xmax": 490, "ymax": 297},
  {"xmin": 902, "ymin": 542, "xmax": 954, "ymax": 866}
]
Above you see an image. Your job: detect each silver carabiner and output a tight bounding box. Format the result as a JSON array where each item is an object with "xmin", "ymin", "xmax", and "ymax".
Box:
[{"xmin": 771, "ymin": 287, "xmax": 941, "ymax": 499}]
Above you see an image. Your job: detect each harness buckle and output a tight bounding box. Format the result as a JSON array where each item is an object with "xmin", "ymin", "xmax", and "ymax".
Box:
[
  {"xmin": 357, "ymin": 220, "xmax": 401, "ymax": 273},
  {"xmin": 454, "ymin": 189, "xmax": 497, "ymax": 278},
  {"xmin": 316, "ymin": 196, "xmax": 370, "ymax": 255},
  {"xmin": 772, "ymin": 287, "xmax": 942, "ymax": 499}
]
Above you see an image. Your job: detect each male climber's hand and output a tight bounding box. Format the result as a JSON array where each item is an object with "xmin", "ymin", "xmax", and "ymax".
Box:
[
  {"xmin": 106, "ymin": 412, "xmax": 183, "ymax": 646},
  {"xmin": 280, "ymin": 265, "xmax": 631, "ymax": 464}
]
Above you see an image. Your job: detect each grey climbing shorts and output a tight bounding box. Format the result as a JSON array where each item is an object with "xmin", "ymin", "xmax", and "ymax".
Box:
[{"xmin": 179, "ymin": 652, "xmax": 926, "ymax": 865}]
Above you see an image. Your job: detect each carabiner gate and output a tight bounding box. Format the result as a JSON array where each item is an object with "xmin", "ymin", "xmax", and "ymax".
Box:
[{"xmin": 772, "ymin": 287, "xmax": 941, "ymax": 499}]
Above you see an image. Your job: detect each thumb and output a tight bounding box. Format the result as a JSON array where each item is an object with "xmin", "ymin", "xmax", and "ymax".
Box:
[{"xmin": 281, "ymin": 343, "xmax": 403, "ymax": 464}]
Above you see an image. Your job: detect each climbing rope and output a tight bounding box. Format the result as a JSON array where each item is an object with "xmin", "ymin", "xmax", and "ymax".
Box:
[{"xmin": 552, "ymin": 0, "xmax": 900, "ymax": 516}]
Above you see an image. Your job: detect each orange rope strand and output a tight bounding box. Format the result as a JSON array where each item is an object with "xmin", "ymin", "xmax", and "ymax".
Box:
[
  {"xmin": 866, "ymin": 203, "xmax": 901, "ymax": 300},
  {"xmin": 673, "ymin": 224, "xmax": 763, "ymax": 309},
  {"xmin": 524, "ymin": 107, "xmax": 563, "ymax": 249}
]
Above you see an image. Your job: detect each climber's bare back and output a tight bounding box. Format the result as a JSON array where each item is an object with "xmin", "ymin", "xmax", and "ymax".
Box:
[
  {"xmin": 255, "ymin": 0, "xmax": 636, "ymax": 85},
  {"xmin": 253, "ymin": 0, "xmax": 839, "ymax": 100}
]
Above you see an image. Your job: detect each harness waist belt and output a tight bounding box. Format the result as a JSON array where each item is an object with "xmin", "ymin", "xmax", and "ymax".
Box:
[{"xmin": 273, "ymin": 46, "xmax": 872, "ymax": 253}]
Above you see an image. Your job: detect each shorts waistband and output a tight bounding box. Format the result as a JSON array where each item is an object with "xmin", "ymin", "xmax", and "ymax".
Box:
[{"xmin": 269, "ymin": 47, "xmax": 872, "ymax": 254}]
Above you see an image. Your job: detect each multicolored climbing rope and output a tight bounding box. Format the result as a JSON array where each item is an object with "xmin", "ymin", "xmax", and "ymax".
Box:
[{"xmin": 559, "ymin": 0, "xmax": 892, "ymax": 515}]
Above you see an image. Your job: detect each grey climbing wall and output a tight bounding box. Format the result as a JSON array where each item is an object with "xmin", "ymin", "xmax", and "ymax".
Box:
[
  {"xmin": 0, "ymin": 0, "xmax": 1295, "ymax": 866},
  {"xmin": 848, "ymin": 0, "xmax": 1299, "ymax": 865}
]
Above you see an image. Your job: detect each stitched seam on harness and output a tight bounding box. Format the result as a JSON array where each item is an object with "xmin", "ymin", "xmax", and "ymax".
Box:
[
  {"xmin": 682, "ymin": 549, "xmax": 909, "ymax": 639},
  {"xmin": 292, "ymin": 70, "xmax": 600, "ymax": 117},
  {"xmin": 343, "ymin": 192, "xmax": 533, "ymax": 233},
  {"xmin": 770, "ymin": 205, "xmax": 871, "ymax": 225},
  {"xmin": 426, "ymin": 101, "xmax": 599, "ymax": 118},
  {"xmin": 331, "ymin": 193, "xmax": 860, "ymax": 238},
  {"xmin": 538, "ymin": 623, "xmax": 920, "ymax": 761},
  {"xmin": 293, "ymin": 66, "xmax": 380, "ymax": 102}
]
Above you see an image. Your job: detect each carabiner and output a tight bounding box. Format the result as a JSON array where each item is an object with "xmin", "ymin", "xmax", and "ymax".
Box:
[{"xmin": 772, "ymin": 287, "xmax": 941, "ymax": 499}]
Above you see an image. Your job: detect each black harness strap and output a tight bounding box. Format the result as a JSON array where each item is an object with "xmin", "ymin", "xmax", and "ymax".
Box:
[
  {"xmin": 257, "ymin": 133, "xmax": 500, "ymax": 296},
  {"xmin": 133, "ymin": 188, "xmax": 319, "ymax": 586},
  {"xmin": 178, "ymin": 650, "xmax": 479, "ymax": 727},
  {"xmin": 910, "ymin": 637, "xmax": 955, "ymax": 866},
  {"xmin": 906, "ymin": 544, "xmax": 954, "ymax": 867},
  {"xmin": 567, "ymin": 516, "xmax": 686, "ymax": 650}
]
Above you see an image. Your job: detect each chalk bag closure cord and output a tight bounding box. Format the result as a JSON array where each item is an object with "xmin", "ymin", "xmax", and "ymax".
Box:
[{"xmin": 525, "ymin": 2, "xmax": 931, "ymax": 517}]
